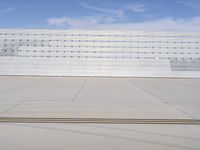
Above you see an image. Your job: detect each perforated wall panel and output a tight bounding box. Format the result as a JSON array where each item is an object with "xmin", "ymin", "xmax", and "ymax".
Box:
[{"xmin": 0, "ymin": 29, "xmax": 200, "ymax": 77}]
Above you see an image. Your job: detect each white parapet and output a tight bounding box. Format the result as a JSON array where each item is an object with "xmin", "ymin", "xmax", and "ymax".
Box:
[{"xmin": 0, "ymin": 29, "xmax": 200, "ymax": 78}]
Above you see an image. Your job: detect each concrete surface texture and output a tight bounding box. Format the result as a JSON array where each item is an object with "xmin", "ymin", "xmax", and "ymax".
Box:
[
  {"xmin": 0, "ymin": 76, "xmax": 200, "ymax": 119},
  {"xmin": 0, "ymin": 76, "xmax": 200, "ymax": 150},
  {"xmin": 0, "ymin": 123, "xmax": 200, "ymax": 150}
]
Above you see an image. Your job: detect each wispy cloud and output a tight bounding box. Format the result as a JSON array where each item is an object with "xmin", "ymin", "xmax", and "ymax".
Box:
[
  {"xmin": 0, "ymin": 7, "xmax": 15, "ymax": 16},
  {"xmin": 47, "ymin": 1, "xmax": 200, "ymax": 31},
  {"xmin": 0, "ymin": 2, "xmax": 17, "ymax": 16},
  {"xmin": 48, "ymin": 16, "xmax": 103, "ymax": 27},
  {"xmin": 47, "ymin": 15, "xmax": 200, "ymax": 31},
  {"xmin": 48, "ymin": 16, "xmax": 98, "ymax": 27},
  {"xmin": 0, "ymin": 7, "xmax": 15, "ymax": 13},
  {"xmin": 177, "ymin": 0, "xmax": 200, "ymax": 12},
  {"xmin": 0, "ymin": 1, "xmax": 30, "ymax": 17},
  {"xmin": 124, "ymin": 3, "xmax": 147, "ymax": 13},
  {"xmin": 94, "ymin": 17, "xmax": 200, "ymax": 31},
  {"xmin": 80, "ymin": 2, "xmax": 124, "ymax": 18},
  {"xmin": 47, "ymin": 2, "xmax": 128, "ymax": 28},
  {"xmin": 177, "ymin": 0, "xmax": 197, "ymax": 6}
]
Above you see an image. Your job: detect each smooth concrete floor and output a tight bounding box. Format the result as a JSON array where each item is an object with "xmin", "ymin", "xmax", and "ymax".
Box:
[
  {"xmin": 0, "ymin": 76, "xmax": 200, "ymax": 150},
  {"xmin": 1, "ymin": 123, "xmax": 200, "ymax": 150},
  {"xmin": 0, "ymin": 76, "xmax": 200, "ymax": 119}
]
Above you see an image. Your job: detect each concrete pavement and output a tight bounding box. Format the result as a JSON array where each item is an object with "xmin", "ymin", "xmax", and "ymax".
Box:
[{"xmin": 0, "ymin": 76, "xmax": 200, "ymax": 150}]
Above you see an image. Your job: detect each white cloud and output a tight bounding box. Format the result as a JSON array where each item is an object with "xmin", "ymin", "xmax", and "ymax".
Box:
[
  {"xmin": 0, "ymin": 7, "xmax": 15, "ymax": 14},
  {"xmin": 47, "ymin": 16, "xmax": 200, "ymax": 31},
  {"xmin": 177, "ymin": 0, "xmax": 200, "ymax": 12},
  {"xmin": 80, "ymin": 2, "xmax": 124, "ymax": 18},
  {"xmin": 95, "ymin": 17, "xmax": 200, "ymax": 31},
  {"xmin": 0, "ymin": 2, "xmax": 7, "ymax": 6},
  {"xmin": 47, "ymin": 2, "xmax": 126, "ymax": 28},
  {"xmin": 177, "ymin": 0, "xmax": 196, "ymax": 6},
  {"xmin": 47, "ymin": 0, "xmax": 200, "ymax": 31},
  {"xmin": 47, "ymin": 16, "xmax": 102, "ymax": 27},
  {"xmin": 0, "ymin": 2, "xmax": 17, "ymax": 16},
  {"xmin": 125, "ymin": 3, "xmax": 147, "ymax": 13}
]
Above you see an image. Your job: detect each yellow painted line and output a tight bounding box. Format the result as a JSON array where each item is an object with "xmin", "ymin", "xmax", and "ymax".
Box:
[{"xmin": 0, "ymin": 117, "xmax": 200, "ymax": 125}]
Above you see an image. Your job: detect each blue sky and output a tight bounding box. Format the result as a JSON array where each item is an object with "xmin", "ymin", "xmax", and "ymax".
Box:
[{"xmin": 0, "ymin": 0, "xmax": 200, "ymax": 31}]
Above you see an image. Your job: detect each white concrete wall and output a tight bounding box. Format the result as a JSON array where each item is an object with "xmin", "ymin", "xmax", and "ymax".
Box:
[{"xmin": 0, "ymin": 29, "xmax": 200, "ymax": 77}]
